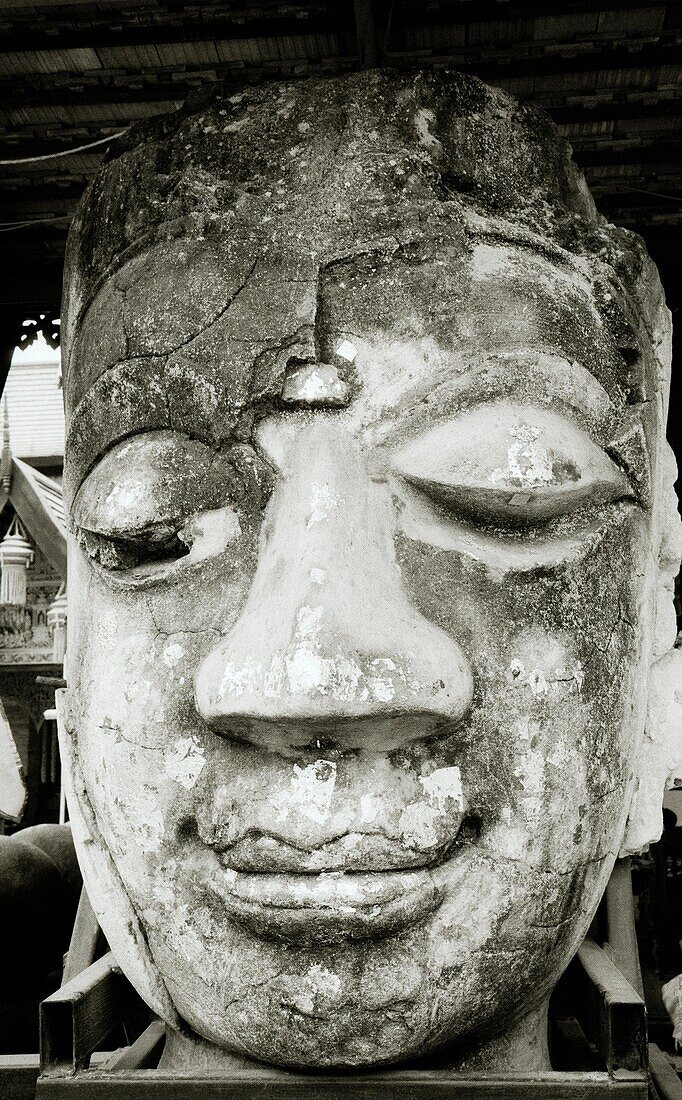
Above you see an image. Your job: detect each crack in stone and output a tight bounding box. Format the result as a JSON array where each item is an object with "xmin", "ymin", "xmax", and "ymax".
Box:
[
  {"xmin": 113, "ymin": 256, "xmax": 261, "ymax": 371},
  {"xmin": 101, "ymin": 723, "xmax": 165, "ymax": 753}
]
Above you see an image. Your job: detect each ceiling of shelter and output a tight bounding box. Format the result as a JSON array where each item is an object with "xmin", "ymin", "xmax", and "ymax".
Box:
[{"xmin": 0, "ymin": 0, "xmax": 680, "ymax": 359}]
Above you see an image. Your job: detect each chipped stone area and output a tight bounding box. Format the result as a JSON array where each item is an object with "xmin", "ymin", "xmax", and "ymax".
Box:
[
  {"xmin": 272, "ymin": 759, "xmax": 337, "ymax": 824},
  {"xmin": 490, "ymin": 424, "xmax": 556, "ymax": 490},
  {"xmin": 305, "ymin": 483, "xmax": 342, "ymax": 530},
  {"xmin": 216, "ymin": 615, "xmax": 424, "ymax": 711},
  {"xmin": 281, "ymin": 363, "xmax": 349, "ymax": 407}
]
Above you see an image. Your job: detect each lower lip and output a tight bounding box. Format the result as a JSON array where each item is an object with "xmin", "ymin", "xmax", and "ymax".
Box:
[{"xmin": 203, "ymin": 863, "xmax": 444, "ymax": 945}]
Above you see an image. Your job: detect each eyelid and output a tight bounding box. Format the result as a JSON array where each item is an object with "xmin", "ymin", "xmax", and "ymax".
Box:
[
  {"xmin": 391, "ymin": 403, "xmax": 633, "ymax": 526},
  {"xmin": 71, "ymin": 431, "xmax": 224, "ymax": 541}
]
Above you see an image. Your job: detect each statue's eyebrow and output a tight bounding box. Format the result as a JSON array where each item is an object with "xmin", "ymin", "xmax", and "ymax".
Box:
[
  {"xmin": 462, "ymin": 219, "xmax": 583, "ymax": 276},
  {"xmin": 353, "ymin": 351, "xmax": 619, "ymax": 447},
  {"xmin": 63, "ymin": 356, "xmax": 242, "ymax": 508},
  {"xmin": 64, "ymin": 362, "xmax": 161, "ymax": 498}
]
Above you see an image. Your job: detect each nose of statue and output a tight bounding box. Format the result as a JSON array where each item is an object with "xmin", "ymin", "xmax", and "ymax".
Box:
[{"xmin": 195, "ymin": 421, "xmax": 474, "ymax": 753}]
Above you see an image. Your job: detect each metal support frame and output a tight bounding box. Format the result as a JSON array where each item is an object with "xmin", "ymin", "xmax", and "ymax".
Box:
[
  {"xmin": 649, "ymin": 1044, "xmax": 682, "ymax": 1099},
  {"xmin": 35, "ymin": 938, "xmax": 651, "ymax": 1098},
  {"xmin": 605, "ymin": 858, "xmax": 645, "ymax": 998},
  {"xmin": 35, "ymin": 1071, "xmax": 650, "ymax": 1098},
  {"xmin": 574, "ymin": 940, "xmax": 647, "ymax": 1077},
  {"xmin": 61, "ymin": 888, "xmax": 102, "ymax": 987},
  {"xmin": 0, "ymin": 1053, "xmax": 40, "ymax": 1100},
  {"xmin": 40, "ymin": 952, "xmax": 145, "ymax": 1075}
]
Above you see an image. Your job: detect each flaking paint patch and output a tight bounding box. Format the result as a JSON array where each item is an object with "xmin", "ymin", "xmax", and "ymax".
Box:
[
  {"xmin": 368, "ymin": 657, "xmax": 396, "ymax": 702},
  {"xmin": 414, "ymin": 108, "xmax": 443, "ymax": 156},
  {"xmin": 490, "ymin": 425, "xmax": 554, "ymax": 490},
  {"xmin": 116, "ymin": 789, "xmax": 165, "ymax": 854},
  {"xmin": 164, "ymin": 736, "xmax": 206, "ymax": 790},
  {"xmin": 420, "ymin": 766, "xmax": 464, "ymax": 810},
  {"xmin": 514, "ymin": 747, "xmax": 545, "ymax": 827},
  {"xmin": 273, "ymin": 759, "xmax": 337, "ymax": 824},
  {"xmin": 360, "ymin": 793, "xmax": 381, "ymax": 822},
  {"xmin": 217, "ymin": 607, "xmax": 416, "ymax": 705},
  {"xmin": 105, "ymin": 481, "xmax": 144, "ymax": 510},
  {"xmin": 336, "ymin": 339, "xmax": 357, "ymax": 362},
  {"xmin": 153, "ymin": 882, "xmax": 176, "ymax": 905},
  {"xmin": 399, "ymin": 801, "xmax": 443, "ymax": 849},
  {"xmin": 286, "ymin": 964, "xmax": 343, "ymax": 1015},
  {"xmin": 182, "ymin": 507, "xmax": 241, "ymax": 563},
  {"xmin": 281, "ymin": 363, "xmax": 349, "ymax": 406},
  {"xmin": 300, "ymin": 370, "xmax": 326, "ymax": 399},
  {"xmin": 218, "ymin": 658, "xmax": 260, "ymax": 698},
  {"xmin": 306, "ymin": 482, "xmax": 341, "ymax": 528},
  {"xmin": 307, "ymin": 963, "xmax": 342, "ymax": 996},
  {"xmin": 162, "ymin": 643, "xmax": 184, "ymax": 668},
  {"xmin": 510, "ymin": 659, "xmax": 584, "ymax": 696},
  {"xmin": 284, "ymin": 605, "xmax": 331, "ymax": 694}
]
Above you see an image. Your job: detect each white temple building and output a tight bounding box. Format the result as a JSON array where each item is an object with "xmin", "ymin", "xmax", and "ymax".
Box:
[{"xmin": 0, "ymin": 340, "xmax": 65, "ymax": 828}]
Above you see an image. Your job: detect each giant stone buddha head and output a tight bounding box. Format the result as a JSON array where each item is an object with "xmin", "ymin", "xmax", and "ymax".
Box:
[{"xmin": 58, "ymin": 70, "xmax": 682, "ymax": 1070}]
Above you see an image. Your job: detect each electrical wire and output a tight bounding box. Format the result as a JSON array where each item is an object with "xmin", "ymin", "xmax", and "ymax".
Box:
[
  {"xmin": 0, "ymin": 215, "xmax": 70, "ymax": 233},
  {"xmin": 0, "ymin": 130, "xmax": 127, "ymax": 166}
]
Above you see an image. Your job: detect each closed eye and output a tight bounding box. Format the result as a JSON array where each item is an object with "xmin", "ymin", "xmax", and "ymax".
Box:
[
  {"xmin": 71, "ymin": 431, "xmax": 271, "ymax": 572},
  {"xmin": 392, "ymin": 403, "xmax": 634, "ymax": 530}
]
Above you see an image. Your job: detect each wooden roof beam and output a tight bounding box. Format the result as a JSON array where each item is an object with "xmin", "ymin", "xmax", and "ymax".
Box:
[
  {"xmin": 0, "ymin": 8, "xmax": 352, "ymax": 54},
  {"xmin": 0, "ymin": 40, "xmax": 677, "ymax": 109}
]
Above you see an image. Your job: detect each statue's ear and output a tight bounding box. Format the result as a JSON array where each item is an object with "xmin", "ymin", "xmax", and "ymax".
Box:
[{"xmin": 620, "ymin": 645, "xmax": 682, "ymax": 856}]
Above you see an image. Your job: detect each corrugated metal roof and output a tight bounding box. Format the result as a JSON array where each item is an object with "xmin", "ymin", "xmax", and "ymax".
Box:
[
  {"xmin": 14, "ymin": 458, "xmax": 66, "ymax": 537},
  {"xmin": 4, "ymin": 359, "xmax": 65, "ymax": 461}
]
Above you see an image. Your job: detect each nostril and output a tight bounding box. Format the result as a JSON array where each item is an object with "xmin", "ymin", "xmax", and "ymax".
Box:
[
  {"xmin": 459, "ymin": 813, "xmax": 482, "ymax": 841},
  {"xmin": 303, "ymin": 735, "xmax": 338, "ymax": 753},
  {"xmin": 176, "ymin": 816, "xmax": 198, "ymax": 844}
]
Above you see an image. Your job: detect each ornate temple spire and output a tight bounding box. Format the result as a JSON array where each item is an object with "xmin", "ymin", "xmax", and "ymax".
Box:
[
  {"xmin": 47, "ymin": 582, "xmax": 67, "ymax": 662},
  {"xmin": 0, "ymin": 399, "xmax": 11, "ymax": 495},
  {"xmin": 0, "ymin": 516, "xmax": 33, "ymax": 606}
]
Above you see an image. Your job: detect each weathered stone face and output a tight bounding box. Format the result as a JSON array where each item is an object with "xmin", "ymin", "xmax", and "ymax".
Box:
[{"xmin": 59, "ymin": 71, "xmax": 681, "ymax": 1069}]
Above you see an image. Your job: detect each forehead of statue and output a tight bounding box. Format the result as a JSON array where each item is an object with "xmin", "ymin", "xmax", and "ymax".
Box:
[{"xmin": 63, "ymin": 231, "xmax": 643, "ymax": 501}]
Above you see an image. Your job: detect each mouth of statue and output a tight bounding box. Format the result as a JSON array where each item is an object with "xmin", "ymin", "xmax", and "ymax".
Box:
[
  {"xmin": 188, "ymin": 815, "xmax": 480, "ymax": 945},
  {"xmin": 209, "ymin": 867, "xmax": 444, "ymax": 944}
]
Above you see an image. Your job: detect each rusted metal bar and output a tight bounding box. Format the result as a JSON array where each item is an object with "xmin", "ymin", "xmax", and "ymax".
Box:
[
  {"xmin": 40, "ymin": 952, "xmax": 128, "ymax": 1074},
  {"xmin": 99, "ymin": 1020, "xmax": 166, "ymax": 1073},
  {"xmin": 62, "ymin": 887, "xmax": 102, "ymax": 986},
  {"xmin": 575, "ymin": 939, "xmax": 647, "ymax": 1077},
  {"xmin": 605, "ymin": 858, "xmax": 644, "ymax": 997}
]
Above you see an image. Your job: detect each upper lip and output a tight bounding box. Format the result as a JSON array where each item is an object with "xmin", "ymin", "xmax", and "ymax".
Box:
[
  {"xmin": 190, "ymin": 854, "xmax": 447, "ymax": 944},
  {"xmin": 202, "ymin": 824, "xmax": 464, "ymax": 874}
]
